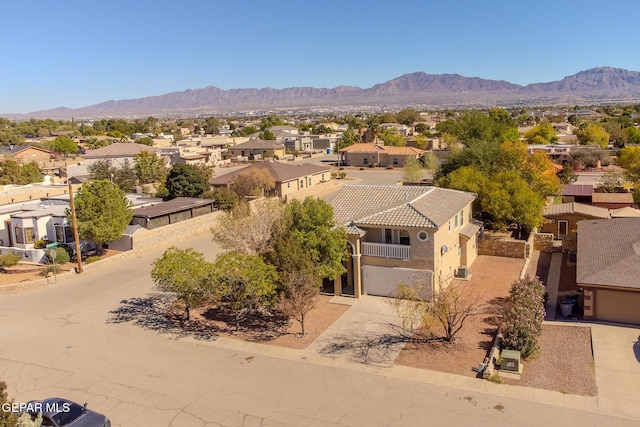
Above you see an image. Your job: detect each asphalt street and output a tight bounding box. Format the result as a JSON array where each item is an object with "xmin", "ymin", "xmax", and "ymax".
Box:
[{"xmin": 0, "ymin": 231, "xmax": 635, "ymax": 426}]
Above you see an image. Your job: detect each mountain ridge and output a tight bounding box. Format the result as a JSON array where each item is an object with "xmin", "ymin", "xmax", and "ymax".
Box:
[{"xmin": 6, "ymin": 67, "xmax": 640, "ymax": 119}]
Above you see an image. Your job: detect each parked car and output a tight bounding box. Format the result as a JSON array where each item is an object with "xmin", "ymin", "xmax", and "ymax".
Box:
[{"xmin": 23, "ymin": 398, "xmax": 110, "ymax": 427}]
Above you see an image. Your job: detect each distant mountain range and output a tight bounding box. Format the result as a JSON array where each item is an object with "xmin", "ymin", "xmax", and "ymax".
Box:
[{"xmin": 7, "ymin": 66, "xmax": 640, "ymax": 119}]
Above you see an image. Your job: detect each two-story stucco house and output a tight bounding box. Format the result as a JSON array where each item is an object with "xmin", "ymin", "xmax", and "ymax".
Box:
[{"xmin": 328, "ymin": 185, "xmax": 481, "ymax": 298}]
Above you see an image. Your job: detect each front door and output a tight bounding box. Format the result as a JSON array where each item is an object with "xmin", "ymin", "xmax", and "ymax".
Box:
[{"xmin": 558, "ymin": 220, "xmax": 568, "ymax": 238}]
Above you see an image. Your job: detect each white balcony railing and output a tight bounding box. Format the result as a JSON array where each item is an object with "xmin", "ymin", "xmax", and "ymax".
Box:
[{"xmin": 362, "ymin": 242, "xmax": 410, "ymax": 259}]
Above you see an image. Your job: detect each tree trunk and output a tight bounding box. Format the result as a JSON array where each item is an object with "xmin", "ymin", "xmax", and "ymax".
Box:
[
  {"xmin": 300, "ymin": 315, "xmax": 305, "ymax": 336},
  {"xmin": 185, "ymin": 303, "xmax": 191, "ymax": 322}
]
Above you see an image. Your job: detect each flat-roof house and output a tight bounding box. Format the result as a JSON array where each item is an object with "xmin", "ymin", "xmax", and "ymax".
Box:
[
  {"xmin": 591, "ymin": 192, "xmax": 634, "ymax": 209},
  {"xmin": 328, "ymin": 185, "xmax": 479, "ymax": 298},
  {"xmin": 578, "ymin": 218, "xmax": 640, "ymax": 324},
  {"xmin": 130, "ymin": 197, "xmax": 216, "ymax": 230},
  {"xmin": 542, "ymin": 202, "xmax": 610, "ymax": 239}
]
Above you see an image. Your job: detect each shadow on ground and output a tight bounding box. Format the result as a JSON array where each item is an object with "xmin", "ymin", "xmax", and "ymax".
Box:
[
  {"xmin": 318, "ymin": 324, "xmax": 410, "ymax": 366},
  {"xmin": 107, "ymin": 293, "xmax": 217, "ymax": 341}
]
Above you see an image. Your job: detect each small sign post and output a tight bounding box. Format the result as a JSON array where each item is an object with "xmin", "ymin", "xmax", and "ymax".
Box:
[{"xmin": 48, "ymin": 248, "xmax": 57, "ymax": 283}]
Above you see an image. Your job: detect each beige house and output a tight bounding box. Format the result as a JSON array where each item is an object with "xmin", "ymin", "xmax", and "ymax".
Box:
[
  {"xmin": 0, "ymin": 145, "xmax": 53, "ymax": 166},
  {"xmin": 328, "ymin": 185, "xmax": 480, "ymax": 298},
  {"xmin": 84, "ymin": 143, "xmax": 162, "ymax": 168},
  {"xmin": 209, "ymin": 161, "xmax": 332, "ymax": 199},
  {"xmin": 542, "ymin": 202, "xmax": 610, "ymax": 239},
  {"xmin": 578, "ymin": 218, "xmax": 640, "ymax": 324},
  {"xmin": 339, "ymin": 143, "xmax": 424, "ymax": 167},
  {"xmin": 226, "ymin": 139, "xmax": 285, "ymax": 160}
]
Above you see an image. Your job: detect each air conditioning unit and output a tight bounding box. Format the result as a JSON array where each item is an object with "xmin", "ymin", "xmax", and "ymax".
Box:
[{"xmin": 456, "ymin": 265, "xmax": 468, "ymax": 278}]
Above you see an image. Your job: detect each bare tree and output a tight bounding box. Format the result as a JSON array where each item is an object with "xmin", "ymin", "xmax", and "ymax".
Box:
[
  {"xmin": 393, "ymin": 275, "xmax": 483, "ymax": 343},
  {"xmin": 277, "ymin": 270, "xmax": 321, "ymax": 336},
  {"xmin": 211, "ymin": 198, "xmax": 283, "ymax": 256}
]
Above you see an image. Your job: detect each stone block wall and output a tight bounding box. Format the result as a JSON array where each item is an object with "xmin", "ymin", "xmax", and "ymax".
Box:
[
  {"xmin": 562, "ymin": 234, "xmax": 577, "ymax": 252},
  {"xmin": 533, "ymin": 233, "xmax": 554, "ymax": 252},
  {"xmin": 478, "ymin": 236, "xmax": 527, "ymax": 259}
]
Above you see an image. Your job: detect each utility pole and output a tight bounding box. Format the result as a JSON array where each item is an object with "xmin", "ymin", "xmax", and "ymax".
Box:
[{"xmin": 68, "ymin": 181, "xmax": 83, "ymax": 273}]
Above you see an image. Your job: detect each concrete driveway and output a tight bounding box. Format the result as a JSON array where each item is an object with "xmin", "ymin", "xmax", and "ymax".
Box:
[{"xmin": 591, "ymin": 323, "xmax": 640, "ymax": 420}]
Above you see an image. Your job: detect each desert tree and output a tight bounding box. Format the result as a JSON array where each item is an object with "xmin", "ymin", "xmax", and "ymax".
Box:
[
  {"xmin": 277, "ymin": 269, "xmax": 321, "ymax": 336},
  {"xmin": 70, "ymin": 180, "xmax": 134, "ymax": 255},
  {"xmin": 209, "ymin": 251, "xmax": 278, "ymax": 330},
  {"xmin": 394, "ymin": 274, "xmax": 483, "ymax": 343},
  {"xmin": 150, "ymin": 247, "xmax": 211, "ymax": 322},
  {"xmin": 211, "ymin": 198, "xmax": 284, "ymax": 256}
]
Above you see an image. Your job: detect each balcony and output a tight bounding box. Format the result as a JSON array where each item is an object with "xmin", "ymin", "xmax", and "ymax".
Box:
[{"xmin": 362, "ymin": 242, "xmax": 410, "ymax": 259}]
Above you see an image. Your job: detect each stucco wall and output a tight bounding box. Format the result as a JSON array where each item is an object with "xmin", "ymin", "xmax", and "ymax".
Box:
[{"xmin": 131, "ymin": 211, "xmax": 222, "ymax": 252}]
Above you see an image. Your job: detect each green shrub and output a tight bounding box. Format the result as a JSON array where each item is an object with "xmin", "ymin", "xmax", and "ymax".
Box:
[
  {"xmin": 502, "ymin": 276, "xmax": 546, "ymax": 359},
  {"xmin": 46, "ymin": 247, "xmax": 70, "ymax": 265},
  {"xmin": 40, "ymin": 265, "xmax": 55, "ymax": 277},
  {"xmin": 85, "ymin": 256, "xmax": 101, "ymax": 264},
  {"xmin": 34, "ymin": 239, "xmax": 53, "ymax": 249},
  {"xmin": 339, "ymin": 172, "xmax": 346, "ymax": 179},
  {"xmin": 0, "ymin": 252, "xmax": 22, "ymax": 267}
]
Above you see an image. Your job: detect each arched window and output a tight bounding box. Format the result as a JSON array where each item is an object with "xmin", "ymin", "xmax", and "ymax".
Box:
[{"xmin": 399, "ymin": 229, "xmax": 410, "ymax": 245}]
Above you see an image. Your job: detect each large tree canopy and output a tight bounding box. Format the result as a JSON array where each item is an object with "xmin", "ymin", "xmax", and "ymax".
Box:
[
  {"xmin": 165, "ymin": 163, "xmax": 211, "ymax": 198},
  {"xmin": 71, "ymin": 180, "xmax": 133, "ymax": 253}
]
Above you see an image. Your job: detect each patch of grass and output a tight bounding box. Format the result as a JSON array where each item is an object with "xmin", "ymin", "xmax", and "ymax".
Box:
[
  {"xmin": 487, "ymin": 374, "xmax": 502, "ymax": 384},
  {"xmin": 85, "ymin": 256, "xmax": 101, "ymax": 264}
]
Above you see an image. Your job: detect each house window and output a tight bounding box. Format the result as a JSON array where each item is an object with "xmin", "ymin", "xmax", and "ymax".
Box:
[
  {"xmin": 455, "ymin": 214, "xmax": 459, "ymax": 229},
  {"xmin": 399, "ymin": 230, "xmax": 410, "ymax": 245},
  {"xmin": 448, "ymin": 221, "xmax": 451, "ymax": 232},
  {"xmin": 322, "ymin": 174, "xmax": 325, "ymax": 181},
  {"xmin": 308, "ymin": 177, "xmax": 312, "ymax": 186},
  {"xmin": 300, "ymin": 180, "xmax": 304, "ymax": 188},
  {"xmin": 417, "ymin": 230, "xmax": 429, "ymax": 242},
  {"xmin": 55, "ymin": 225, "xmax": 74, "ymax": 243},
  {"xmin": 363, "ymin": 158, "xmax": 369, "ymax": 165},
  {"xmin": 461, "ymin": 209, "xmax": 464, "ymax": 226},
  {"xmin": 393, "ymin": 158, "xmax": 398, "ymax": 166},
  {"xmin": 383, "ymin": 228, "xmax": 393, "ymax": 244},
  {"xmin": 15, "ymin": 226, "xmax": 24, "ymax": 244},
  {"xmin": 24, "ymin": 228, "xmax": 35, "ymax": 244}
]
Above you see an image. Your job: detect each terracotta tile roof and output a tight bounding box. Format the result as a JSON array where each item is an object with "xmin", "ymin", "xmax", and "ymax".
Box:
[
  {"xmin": 339, "ymin": 143, "xmax": 424, "ymax": 155},
  {"xmin": 84, "ymin": 143, "xmax": 160, "ymax": 159},
  {"xmin": 577, "ymin": 218, "xmax": 640, "ymax": 289},
  {"xmin": 209, "ymin": 162, "xmax": 331, "ymax": 185},
  {"xmin": 330, "ymin": 185, "xmax": 475, "ymax": 234},
  {"xmin": 543, "ymin": 202, "xmax": 610, "ymax": 219}
]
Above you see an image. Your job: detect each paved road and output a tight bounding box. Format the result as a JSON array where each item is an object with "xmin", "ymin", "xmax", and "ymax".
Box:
[{"xmin": 0, "ymin": 232, "xmax": 636, "ymax": 426}]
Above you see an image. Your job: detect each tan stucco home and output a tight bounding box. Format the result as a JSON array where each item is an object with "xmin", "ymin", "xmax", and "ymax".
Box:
[
  {"xmin": 226, "ymin": 139, "xmax": 285, "ymax": 160},
  {"xmin": 328, "ymin": 185, "xmax": 480, "ymax": 298},
  {"xmin": 84, "ymin": 143, "xmax": 161, "ymax": 168},
  {"xmin": 577, "ymin": 218, "xmax": 640, "ymax": 324},
  {"xmin": 338, "ymin": 143, "xmax": 424, "ymax": 168},
  {"xmin": 0, "ymin": 145, "xmax": 53, "ymax": 166},
  {"xmin": 209, "ymin": 162, "xmax": 332, "ymax": 199},
  {"xmin": 542, "ymin": 202, "xmax": 610, "ymax": 239}
]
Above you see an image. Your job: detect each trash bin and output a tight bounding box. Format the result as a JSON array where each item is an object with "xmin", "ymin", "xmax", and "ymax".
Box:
[{"xmin": 560, "ymin": 299, "xmax": 574, "ymax": 317}]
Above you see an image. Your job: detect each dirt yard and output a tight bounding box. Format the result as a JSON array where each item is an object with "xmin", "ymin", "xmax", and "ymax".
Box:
[
  {"xmin": 395, "ymin": 252, "xmax": 597, "ymax": 396},
  {"xmin": 175, "ymin": 295, "xmax": 351, "ymax": 349}
]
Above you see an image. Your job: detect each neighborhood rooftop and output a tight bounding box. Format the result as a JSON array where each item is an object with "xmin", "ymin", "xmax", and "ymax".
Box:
[
  {"xmin": 330, "ymin": 184, "xmax": 476, "ymax": 232},
  {"xmin": 209, "ymin": 161, "xmax": 331, "ymax": 186},
  {"xmin": 577, "ymin": 218, "xmax": 640, "ymax": 290}
]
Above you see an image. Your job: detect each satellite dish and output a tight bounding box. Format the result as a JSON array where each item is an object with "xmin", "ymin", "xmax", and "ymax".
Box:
[{"xmin": 441, "ymin": 245, "xmax": 449, "ymax": 255}]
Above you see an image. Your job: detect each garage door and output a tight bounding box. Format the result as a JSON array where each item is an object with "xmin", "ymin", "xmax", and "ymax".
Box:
[
  {"xmin": 596, "ymin": 289, "xmax": 640, "ymax": 324},
  {"xmin": 362, "ymin": 266, "xmax": 432, "ymax": 298}
]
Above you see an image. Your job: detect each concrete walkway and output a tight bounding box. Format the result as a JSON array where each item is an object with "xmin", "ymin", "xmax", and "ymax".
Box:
[{"xmin": 544, "ymin": 251, "xmax": 563, "ymax": 321}]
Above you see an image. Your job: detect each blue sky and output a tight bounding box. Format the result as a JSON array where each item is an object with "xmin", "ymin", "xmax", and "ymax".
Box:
[{"xmin": 2, "ymin": 0, "xmax": 638, "ymax": 114}]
